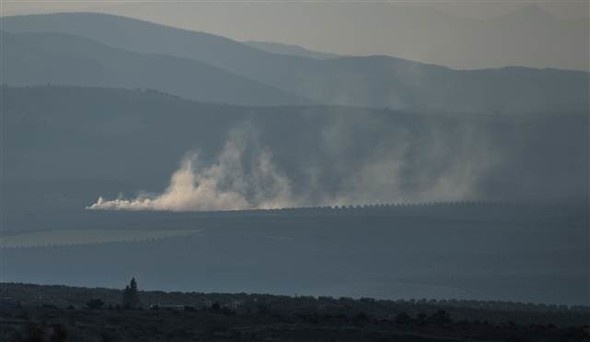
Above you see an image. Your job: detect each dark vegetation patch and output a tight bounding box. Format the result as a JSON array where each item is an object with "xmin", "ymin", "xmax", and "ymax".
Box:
[{"xmin": 1, "ymin": 283, "xmax": 588, "ymax": 341}]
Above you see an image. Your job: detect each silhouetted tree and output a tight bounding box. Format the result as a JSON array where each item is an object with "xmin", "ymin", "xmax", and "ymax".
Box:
[
  {"xmin": 430, "ymin": 309, "xmax": 452, "ymax": 325},
  {"xmin": 210, "ymin": 301, "xmax": 221, "ymax": 312},
  {"xmin": 122, "ymin": 277, "xmax": 140, "ymax": 309}
]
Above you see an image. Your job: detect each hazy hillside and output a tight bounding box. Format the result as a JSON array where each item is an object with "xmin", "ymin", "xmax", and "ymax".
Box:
[
  {"xmin": 2, "ymin": 86, "xmax": 587, "ymax": 217},
  {"xmin": 245, "ymin": 40, "xmax": 340, "ymax": 59},
  {"xmin": 2, "ymin": 13, "xmax": 588, "ymax": 112},
  {"xmin": 0, "ymin": 30, "xmax": 308, "ymax": 106}
]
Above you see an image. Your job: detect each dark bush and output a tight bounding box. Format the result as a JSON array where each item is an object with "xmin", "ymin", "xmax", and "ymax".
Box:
[
  {"xmin": 395, "ymin": 312, "xmax": 411, "ymax": 325},
  {"xmin": 86, "ymin": 299, "xmax": 105, "ymax": 310}
]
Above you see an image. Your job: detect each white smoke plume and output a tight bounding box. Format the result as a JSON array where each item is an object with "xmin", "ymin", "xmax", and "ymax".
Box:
[
  {"xmin": 87, "ymin": 126, "xmax": 295, "ymax": 211},
  {"xmin": 88, "ymin": 118, "xmax": 495, "ymax": 212}
]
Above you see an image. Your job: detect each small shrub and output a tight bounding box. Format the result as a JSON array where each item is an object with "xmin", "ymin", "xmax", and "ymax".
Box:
[{"xmin": 86, "ymin": 299, "xmax": 105, "ymax": 310}]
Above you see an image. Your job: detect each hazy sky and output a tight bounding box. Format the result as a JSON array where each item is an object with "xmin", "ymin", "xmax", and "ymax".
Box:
[
  {"xmin": 2, "ymin": 1, "xmax": 589, "ymax": 19},
  {"xmin": 2, "ymin": 1, "xmax": 589, "ymax": 70}
]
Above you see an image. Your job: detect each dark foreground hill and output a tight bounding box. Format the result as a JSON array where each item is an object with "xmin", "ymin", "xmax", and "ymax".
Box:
[
  {"xmin": 2, "ymin": 12, "xmax": 588, "ymax": 112},
  {"xmin": 0, "ymin": 283, "xmax": 588, "ymax": 342}
]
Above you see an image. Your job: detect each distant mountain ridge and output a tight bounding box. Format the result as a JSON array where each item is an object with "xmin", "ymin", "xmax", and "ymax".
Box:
[
  {"xmin": 1, "ymin": 30, "xmax": 309, "ymax": 106},
  {"xmin": 1, "ymin": 12, "xmax": 588, "ymax": 113},
  {"xmin": 245, "ymin": 40, "xmax": 340, "ymax": 59}
]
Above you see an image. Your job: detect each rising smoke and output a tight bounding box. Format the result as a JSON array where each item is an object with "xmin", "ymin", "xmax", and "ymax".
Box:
[
  {"xmin": 88, "ymin": 118, "xmax": 496, "ymax": 212},
  {"xmin": 88, "ymin": 125, "xmax": 295, "ymax": 211}
]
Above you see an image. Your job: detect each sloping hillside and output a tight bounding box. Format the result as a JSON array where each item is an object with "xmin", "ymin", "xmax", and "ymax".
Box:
[
  {"xmin": 245, "ymin": 40, "xmax": 340, "ymax": 59},
  {"xmin": 2, "ymin": 86, "xmax": 587, "ymax": 216},
  {"xmin": 1, "ymin": 30, "xmax": 309, "ymax": 106}
]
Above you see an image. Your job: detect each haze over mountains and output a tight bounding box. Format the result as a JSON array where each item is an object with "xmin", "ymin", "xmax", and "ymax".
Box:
[
  {"xmin": 3, "ymin": 3, "xmax": 587, "ymax": 71},
  {"xmin": 1, "ymin": 12, "xmax": 588, "ymax": 112},
  {"xmin": 1, "ymin": 9, "xmax": 588, "ymax": 306}
]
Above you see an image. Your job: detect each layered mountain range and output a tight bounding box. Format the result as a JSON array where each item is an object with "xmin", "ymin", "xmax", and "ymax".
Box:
[{"xmin": 1, "ymin": 12, "xmax": 588, "ymax": 113}]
